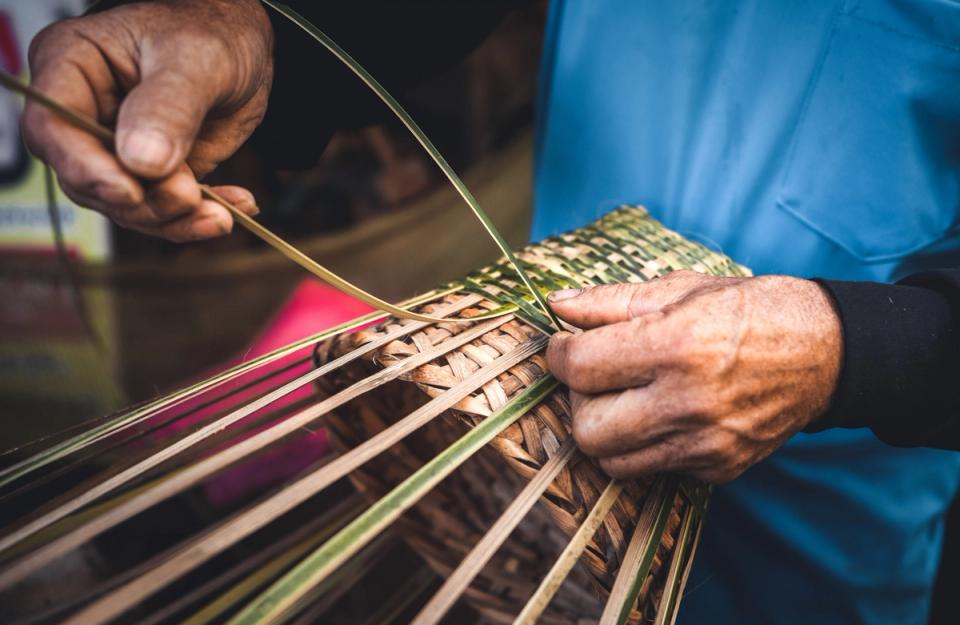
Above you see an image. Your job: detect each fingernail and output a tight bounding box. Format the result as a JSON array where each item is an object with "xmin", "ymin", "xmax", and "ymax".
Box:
[
  {"xmin": 120, "ymin": 129, "xmax": 174, "ymax": 171},
  {"xmin": 549, "ymin": 288, "xmax": 583, "ymax": 303}
]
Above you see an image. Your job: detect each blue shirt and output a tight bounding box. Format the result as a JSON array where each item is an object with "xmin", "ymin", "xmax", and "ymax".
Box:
[{"xmin": 532, "ymin": 2, "xmax": 960, "ymax": 623}]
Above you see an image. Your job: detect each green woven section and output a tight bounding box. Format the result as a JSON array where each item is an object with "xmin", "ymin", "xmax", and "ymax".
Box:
[{"xmin": 450, "ymin": 205, "xmax": 749, "ymax": 331}]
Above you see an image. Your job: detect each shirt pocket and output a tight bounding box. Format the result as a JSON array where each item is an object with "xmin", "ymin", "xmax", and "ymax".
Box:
[{"xmin": 776, "ymin": 0, "xmax": 960, "ymax": 263}]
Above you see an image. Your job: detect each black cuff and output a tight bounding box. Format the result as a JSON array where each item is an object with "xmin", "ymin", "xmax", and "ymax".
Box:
[{"xmin": 808, "ymin": 277, "xmax": 959, "ymax": 446}]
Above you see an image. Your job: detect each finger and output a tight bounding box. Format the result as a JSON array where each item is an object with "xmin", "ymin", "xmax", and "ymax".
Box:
[
  {"xmin": 154, "ymin": 199, "xmax": 234, "ymax": 242},
  {"xmin": 143, "ymin": 164, "xmax": 202, "ymax": 221},
  {"xmin": 204, "ymin": 184, "xmax": 260, "ymax": 216},
  {"xmin": 547, "ymin": 271, "xmax": 716, "ymax": 330},
  {"xmin": 569, "ymin": 385, "xmax": 682, "ymax": 457},
  {"xmin": 597, "ymin": 443, "xmax": 682, "ymax": 479},
  {"xmin": 546, "ymin": 313, "xmax": 684, "ymax": 393},
  {"xmin": 115, "ymin": 47, "xmax": 222, "ymax": 179},
  {"xmin": 22, "ymin": 39, "xmax": 144, "ymax": 211},
  {"xmin": 143, "ymin": 170, "xmax": 257, "ymax": 225},
  {"xmin": 154, "ymin": 185, "xmax": 259, "ymax": 242},
  {"xmin": 58, "ymin": 178, "xmax": 158, "ymax": 229}
]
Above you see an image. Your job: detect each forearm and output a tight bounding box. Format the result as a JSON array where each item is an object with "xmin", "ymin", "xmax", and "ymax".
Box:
[{"xmin": 811, "ymin": 269, "xmax": 960, "ymax": 449}]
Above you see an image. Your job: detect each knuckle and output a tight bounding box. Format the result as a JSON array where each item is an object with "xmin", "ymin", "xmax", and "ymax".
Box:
[
  {"xmin": 656, "ymin": 316, "xmax": 697, "ymax": 367},
  {"xmin": 27, "ymin": 21, "xmax": 69, "ymax": 64},
  {"xmin": 548, "ymin": 335, "xmax": 582, "ymax": 387},
  {"xmin": 19, "ymin": 107, "xmax": 50, "ymax": 156},
  {"xmin": 560, "ymin": 339, "xmax": 595, "ymax": 391},
  {"xmin": 117, "ymin": 205, "xmax": 160, "ymax": 229},
  {"xmin": 704, "ymin": 430, "xmax": 738, "ymax": 459},
  {"xmin": 59, "ymin": 156, "xmax": 94, "ymax": 191},
  {"xmin": 664, "ymin": 269, "xmax": 700, "ymax": 285},
  {"xmin": 680, "ymin": 385, "xmax": 714, "ymax": 417},
  {"xmin": 599, "ymin": 457, "xmax": 631, "ymax": 479},
  {"xmin": 29, "ymin": 19, "xmax": 92, "ymax": 72},
  {"xmin": 147, "ymin": 187, "xmax": 197, "ymax": 220},
  {"xmin": 571, "ymin": 408, "xmax": 604, "ymax": 457},
  {"xmin": 624, "ymin": 282, "xmax": 650, "ymax": 318},
  {"xmin": 668, "ymin": 269, "xmax": 695, "ymax": 280}
]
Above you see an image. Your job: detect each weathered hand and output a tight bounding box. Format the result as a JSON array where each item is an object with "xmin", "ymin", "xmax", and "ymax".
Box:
[
  {"xmin": 21, "ymin": 0, "xmax": 273, "ymax": 241},
  {"xmin": 545, "ymin": 270, "xmax": 842, "ymax": 483}
]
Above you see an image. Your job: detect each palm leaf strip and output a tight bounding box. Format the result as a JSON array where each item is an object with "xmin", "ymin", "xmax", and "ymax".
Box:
[
  {"xmin": 0, "ymin": 306, "xmax": 510, "ymax": 587},
  {"xmin": 512, "ymin": 480, "xmax": 625, "ymax": 625},
  {"xmin": 172, "ymin": 495, "xmax": 366, "ymax": 625},
  {"xmin": 653, "ymin": 504, "xmax": 701, "ymax": 625},
  {"xmin": 0, "ymin": 296, "xmax": 484, "ymax": 559},
  {"xmin": 280, "ymin": 531, "xmax": 400, "ymax": 625},
  {"xmin": 0, "ymin": 66, "xmax": 519, "ymax": 328},
  {"xmin": 59, "ymin": 338, "xmax": 547, "ymax": 625},
  {"xmin": 410, "ymin": 438, "xmax": 578, "ymax": 625},
  {"xmin": 0, "ymin": 288, "xmax": 453, "ymax": 490},
  {"xmin": 226, "ymin": 374, "xmax": 560, "ymax": 625},
  {"xmin": 261, "ymin": 0, "xmax": 560, "ymax": 331},
  {"xmin": 598, "ymin": 478, "xmax": 679, "ymax": 625}
]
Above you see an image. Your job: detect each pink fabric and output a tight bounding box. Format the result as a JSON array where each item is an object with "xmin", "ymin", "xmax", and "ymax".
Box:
[{"xmin": 143, "ymin": 279, "xmax": 372, "ymax": 508}]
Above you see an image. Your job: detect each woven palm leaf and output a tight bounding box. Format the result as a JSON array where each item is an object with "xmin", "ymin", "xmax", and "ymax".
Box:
[
  {"xmin": 311, "ymin": 205, "xmax": 747, "ymax": 624},
  {"xmin": 0, "ymin": 3, "xmax": 750, "ymax": 618},
  {"xmin": 0, "ymin": 205, "xmax": 746, "ymax": 625}
]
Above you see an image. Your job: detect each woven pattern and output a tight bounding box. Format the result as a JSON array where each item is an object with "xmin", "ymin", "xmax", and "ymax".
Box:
[{"xmin": 316, "ymin": 206, "xmax": 747, "ymax": 623}]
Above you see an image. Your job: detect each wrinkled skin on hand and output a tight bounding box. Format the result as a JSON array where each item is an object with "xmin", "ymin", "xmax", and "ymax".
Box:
[
  {"xmin": 21, "ymin": 0, "xmax": 273, "ymax": 241},
  {"xmin": 545, "ymin": 270, "xmax": 843, "ymax": 484}
]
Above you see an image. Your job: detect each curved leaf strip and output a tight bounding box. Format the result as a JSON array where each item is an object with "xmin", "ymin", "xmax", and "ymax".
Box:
[
  {"xmin": 227, "ymin": 374, "xmax": 560, "ymax": 625},
  {"xmin": 261, "ymin": 0, "xmax": 560, "ymax": 330}
]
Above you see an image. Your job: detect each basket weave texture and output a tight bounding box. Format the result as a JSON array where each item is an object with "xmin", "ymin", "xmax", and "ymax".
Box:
[{"xmin": 314, "ymin": 206, "xmax": 749, "ymax": 623}]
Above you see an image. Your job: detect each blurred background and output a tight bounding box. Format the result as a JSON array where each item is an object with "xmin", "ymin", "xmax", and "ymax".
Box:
[
  {"xmin": 0, "ymin": 0, "xmax": 543, "ymax": 449},
  {"xmin": 0, "ymin": 3, "xmax": 554, "ymax": 622},
  {"xmin": 0, "ymin": 1, "xmax": 956, "ymax": 623}
]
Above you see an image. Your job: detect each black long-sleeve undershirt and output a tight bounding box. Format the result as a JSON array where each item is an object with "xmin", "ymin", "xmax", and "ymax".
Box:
[{"xmin": 811, "ymin": 273, "xmax": 960, "ymax": 449}]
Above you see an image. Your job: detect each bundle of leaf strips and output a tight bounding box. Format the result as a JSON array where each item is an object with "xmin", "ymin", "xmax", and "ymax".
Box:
[
  {"xmin": 0, "ymin": 1, "xmax": 749, "ymax": 620},
  {"xmin": 310, "ymin": 205, "xmax": 746, "ymax": 625},
  {"xmin": 0, "ymin": 207, "xmax": 743, "ymax": 625}
]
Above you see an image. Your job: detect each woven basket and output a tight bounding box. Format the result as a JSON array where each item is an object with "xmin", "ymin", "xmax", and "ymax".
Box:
[{"xmin": 314, "ymin": 205, "xmax": 748, "ymax": 624}]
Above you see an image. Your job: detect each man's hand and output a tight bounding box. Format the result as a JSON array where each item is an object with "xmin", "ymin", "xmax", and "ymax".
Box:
[
  {"xmin": 22, "ymin": 0, "xmax": 273, "ymax": 241},
  {"xmin": 545, "ymin": 271, "xmax": 842, "ymax": 483}
]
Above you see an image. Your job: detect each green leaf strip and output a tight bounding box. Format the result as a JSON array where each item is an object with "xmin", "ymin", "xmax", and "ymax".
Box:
[
  {"xmin": 59, "ymin": 338, "xmax": 548, "ymax": 625},
  {"xmin": 0, "ymin": 287, "xmax": 454, "ymax": 490},
  {"xmin": 410, "ymin": 438, "xmax": 578, "ymax": 625},
  {"xmin": 0, "ymin": 69, "xmax": 511, "ymax": 330},
  {"xmin": 599, "ymin": 478, "xmax": 680, "ymax": 625},
  {"xmin": 0, "ymin": 305, "xmax": 508, "ymax": 588},
  {"xmin": 175, "ymin": 496, "xmax": 366, "ymax": 625},
  {"xmin": 512, "ymin": 479, "xmax": 625, "ymax": 625},
  {"xmin": 226, "ymin": 374, "xmax": 560, "ymax": 625},
  {"xmin": 653, "ymin": 503, "xmax": 700, "ymax": 625},
  {"xmin": 261, "ymin": 1, "xmax": 560, "ymax": 330}
]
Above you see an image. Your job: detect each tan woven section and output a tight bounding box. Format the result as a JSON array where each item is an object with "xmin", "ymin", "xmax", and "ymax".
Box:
[{"xmin": 315, "ymin": 206, "xmax": 747, "ymax": 623}]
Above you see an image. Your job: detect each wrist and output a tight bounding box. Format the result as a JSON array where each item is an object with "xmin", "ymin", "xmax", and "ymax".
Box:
[
  {"xmin": 802, "ymin": 278, "xmax": 844, "ymax": 428},
  {"xmin": 806, "ymin": 278, "xmax": 959, "ymax": 442}
]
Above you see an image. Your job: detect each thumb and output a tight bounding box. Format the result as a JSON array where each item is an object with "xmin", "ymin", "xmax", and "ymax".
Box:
[
  {"xmin": 114, "ymin": 60, "xmax": 217, "ymax": 179},
  {"xmin": 547, "ymin": 271, "xmax": 713, "ymax": 329}
]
